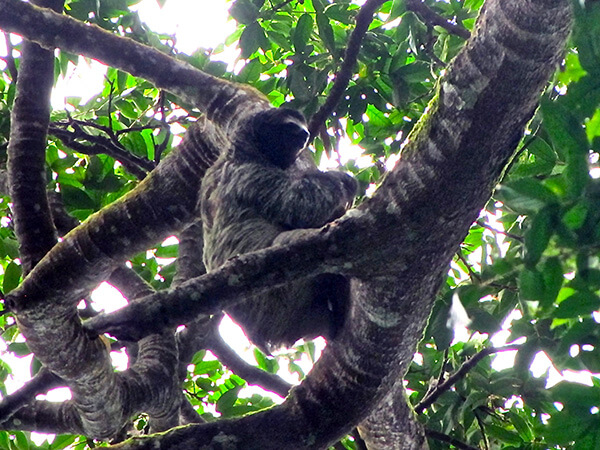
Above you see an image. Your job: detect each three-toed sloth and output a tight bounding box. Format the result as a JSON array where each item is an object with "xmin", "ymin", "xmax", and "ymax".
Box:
[{"xmin": 201, "ymin": 108, "xmax": 357, "ymax": 351}]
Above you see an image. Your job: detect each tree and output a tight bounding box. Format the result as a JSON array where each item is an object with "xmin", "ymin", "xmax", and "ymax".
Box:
[{"xmin": 1, "ymin": 0, "xmax": 598, "ymax": 448}]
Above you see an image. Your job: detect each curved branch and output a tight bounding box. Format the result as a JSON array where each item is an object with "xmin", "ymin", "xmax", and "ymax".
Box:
[
  {"xmin": 307, "ymin": 0, "xmax": 386, "ymax": 138},
  {"xmin": 425, "ymin": 429, "xmax": 479, "ymax": 450},
  {"xmin": 6, "ymin": 0, "xmax": 63, "ymax": 274},
  {"xmin": 207, "ymin": 326, "xmax": 292, "ymax": 397},
  {"xmin": 0, "ymin": 369, "xmax": 63, "ymax": 422}
]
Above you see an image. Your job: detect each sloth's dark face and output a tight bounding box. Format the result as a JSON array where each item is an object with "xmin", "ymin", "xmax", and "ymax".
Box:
[{"xmin": 253, "ymin": 108, "xmax": 309, "ymax": 169}]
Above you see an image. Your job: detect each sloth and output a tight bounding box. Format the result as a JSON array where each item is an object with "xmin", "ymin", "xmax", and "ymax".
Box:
[{"xmin": 200, "ymin": 108, "xmax": 357, "ymax": 350}]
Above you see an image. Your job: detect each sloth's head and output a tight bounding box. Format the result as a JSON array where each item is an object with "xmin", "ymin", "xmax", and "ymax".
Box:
[{"xmin": 249, "ymin": 108, "xmax": 309, "ymax": 169}]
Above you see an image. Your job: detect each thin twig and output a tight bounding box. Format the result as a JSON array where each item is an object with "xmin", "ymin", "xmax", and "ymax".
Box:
[
  {"xmin": 49, "ymin": 122, "xmax": 156, "ymax": 179},
  {"xmin": 415, "ymin": 344, "xmax": 520, "ymax": 414},
  {"xmin": 456, "ymin": 250, "xmax": 481, "ymax": 283},
  {"xmin": 425, "ymin": 429, "xmax": 479, "ymax": 450},
  {"xmin": 405, "ymin": 0, "xmax": 470, "ymax": 40},
  {"xmin": 154, "ymin": 90, "xmax": 170, "ymax": 163},
  {"xmin": 476, "ymin": 220, "xmax": 524, "ymax": 242},
  {"xmin": 272, "ymin": 0, "xmax": 295, "ymax": 11},
  {"xmin": 207, "ymin": 326, "xmax": 292, "ymax": 397},
  {"xmin": 107, "ymin": 77, "xmax": 115, "ymax": 132},
  {"xmin": 308, "ymin": 0, "xmax": 386, "ymax": 139},
  {"xmin": 475, "ymin": 411, "xmax": 490, "ymax": 450}
]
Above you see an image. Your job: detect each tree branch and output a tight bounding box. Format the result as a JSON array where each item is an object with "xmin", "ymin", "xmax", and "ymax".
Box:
[
  {"xmin": 476, "ymin": 219, "xmax": 524, "ymax": 242},
  {"xmin": 207, "ymin": 326, "xmax": 292, "ymax": 397},
  {"xmin": 425, "ymin": 429, "xmax": 479, "ymax": 450},
  {"xmin": 415, "ymin": 345, "xmax": 521, "ymax": 414},
  {"xmin": 0, "ymin": 368, "xmax": 63, "ymax": 422},
  {"xmin": 307, "ymin": 0, "xmax": 386, "ymax": 138},
  {"xmin": 6, "ymin": 0, "xmax": 63, "ymax": 274},
  {"xmin": 49, "ymin": 121, "xmax": 156, "ymax": 179},
  {"xmin": 406, "ymin": 0, "xmax": 471, "ymax": 40}
]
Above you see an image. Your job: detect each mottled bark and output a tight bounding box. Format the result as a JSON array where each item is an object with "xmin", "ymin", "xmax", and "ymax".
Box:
[
  {"xmin": 1, "ymin": 123, "xmax": 224, "ymax": 437},
  {"xmin": 359, "ymin": 381, "xmax": 428, "ymax": 449},
  {"xmin": 6, "ymin": 0, "xmax": 63, "ymax": 274}
]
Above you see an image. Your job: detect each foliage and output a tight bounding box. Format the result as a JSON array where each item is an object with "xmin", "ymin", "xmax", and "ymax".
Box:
[{"xmin": 0, "ymin": 0, "xmax": 597, "ymax": 448}]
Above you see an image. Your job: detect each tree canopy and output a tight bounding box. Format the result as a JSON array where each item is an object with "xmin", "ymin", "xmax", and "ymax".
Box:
[{"xmin": 0, "ymin": 0, "xmax": 597, "ymax": 448}]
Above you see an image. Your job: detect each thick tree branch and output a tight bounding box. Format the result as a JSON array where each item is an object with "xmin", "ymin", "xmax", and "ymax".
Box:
[
  {"xmin": 6, "ymin": 0, "xmax": 63, "ymax": 274},
  {"xmin": 0, "ymin": 369, "xmax": 62, "ymax": 422}
]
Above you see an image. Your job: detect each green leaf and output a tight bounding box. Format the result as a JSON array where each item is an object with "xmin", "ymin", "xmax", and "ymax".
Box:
[
  {"xmin": 365, "ymin": 104, "xmax": 392, "ymax": 128},
  {"xmin": 7, "ymin": 342, "xmax": 30, "ymax": 357},
  {"xmin": 391, "ymin": 61, "xmax": 431, "ymax": 83},
  {"xmin": 293, "ymin": 13, "xmax": 314, "ymax": 53},
  {"xmin": 468, "ymin": 308, "xmax": 502, "ymax": 334},
  {"xmin": 551, "ymin": 381, "xmax": 600, "ymax": 409},
  {"xmin": 390, "ymin": 0, "xmax": 406, "ymax": 19},
  {"xmin": 194, "ymin": 360, "xmax": 222, "ymax": 375},
  {"xmin": 546, "ymin": 411, "xmax": 595, "ymax": 445},
  {"xmin": 524, "ymin": 207, "xmax": 554, "ymax": 266},
  {"xmin": 61, "ymin": 185, "xmax": 97, "ymax": 210},
  {"xmin": 13, "ymin": 431, "xmax": 29, "ymax": 450},
  {"xmin": 580, "ymin": 348, "xmax": 600, "ymax": 372},
  {"xmin": 563, "ymin": 202, "xmax": 589, "ymax": 230},
  {"xmin": 195, "ymin": 377, "xmax": 215, "ymax": 392},
  {"xmin": 564, "ymin": 151, "xmax": 590, "ymax": 198},
  {"xmin": 541, "ymin": 257, "xmax": 563, "ymax": 307},
  {"xmin": 239, "ymin": 22, "xmax": 268, "ymax": 58},
  {"xmin": 2, "ymin": 261, "xmax": 21, "ymax": 294},
  {"xmin": 229, "ymin": 0, "xmax": 260, "ymax": 25},
  {"xmin": 426, "ymin": 301, "xmax": 452, "ymax": 350},
  {"xmin": 495, "ymin": 178, "xmax": 558, "ymax": 214},
  {"xmin": 519, "ymin": 268, "xmax": 544, "ymax": 301},
  {"xmin": 155, "ymin": 244, "xmax": 178, "ymax": 258},
  {"xmin": 216, "ymin": 385, "xmax": 242, "ymax": 415},
  {"xmin": 541, "ymin": 97, "xmax": 588, "ymax": 160},
  {"xmin": 555, "ymin": 291, "xmax": 600, "ymax": 318},
  {"xmin": 485, "ymin": 423, "xmax": 523, "ymax": 445},
  {"xmin": 116, "ymin": 100, "xmax": 138, "ymax": 119},
  {"xmin": 253, "ymin": 348, "xmax": 279, "ymax": 373},
  {"xmin": 316, "ymin": 12, "xmax": 336, "ymax": 55},
  {"xmin": 49, "ymin": 434, "xmax": 77, "ymax": 449}
]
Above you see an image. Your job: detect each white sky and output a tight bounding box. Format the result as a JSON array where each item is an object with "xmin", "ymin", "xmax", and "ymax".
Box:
[{"xmin": 51, "ymin": 0, "xmax": 238, "ymax": 108}]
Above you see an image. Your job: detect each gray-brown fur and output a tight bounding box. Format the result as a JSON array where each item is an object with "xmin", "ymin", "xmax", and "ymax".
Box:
[{"xmin": 201, "ymin": 108, "xmax": 356, "ymax": 350}]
